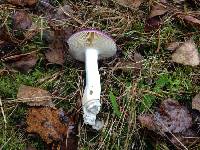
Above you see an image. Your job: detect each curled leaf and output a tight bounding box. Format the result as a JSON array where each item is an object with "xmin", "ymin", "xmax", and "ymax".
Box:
[{"xmin": 145, "ymin": 1, "xmax": 168, "ymax": 32}]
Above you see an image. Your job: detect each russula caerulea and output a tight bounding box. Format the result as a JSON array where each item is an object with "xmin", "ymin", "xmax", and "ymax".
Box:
[{"xmin": 67, "ymin": 30, "xmax": 117, "ymax": 127}]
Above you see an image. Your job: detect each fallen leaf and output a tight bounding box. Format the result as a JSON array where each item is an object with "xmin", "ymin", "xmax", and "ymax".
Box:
[
  {"xmin": 45, "ymin": 30, "xmax": 66, "ymax": 65},
  {"xmin": 145, "ymin": 1, "xmax": 168, "ymax": 32},
  {"xmin": 155, "ymin": 99, "xmax": 192, "ymax": 133},
  {"xmin": 4, "ymin": 51, "xmax": 38, "ymax": 72},
  {"xmin": 176, "ymin": 14, "xmax": 200, "ymax": 30},
  {"xmin": 17, "ymin": 85, "xmax": 54, "ymax": 107},
  {"xmin": 166, "ymin": 41, "xmax": 182, "ymax": 51},
  {"xmin": 139, "ymin": 99, "xmax": 192, "ymax": 133},
  {"xmin": 12, "ymin": 11, "xmax": 32, "ymax": 31},
  {"xmin": 7, "ymin": 0, "xmax": 38, "ymax": 6},
  {"xmin": 26, "ymin": 107, "xmax": 68, "ymax": 144},
  {"xmin": 192, "ymin": 93, "xmax": 200, "ymax": 111},
  {"xmin": 149, "ymin": 2, "xmax": 168, "ymax": 18},
  {"xmin": 116, "ymin": 0, "xmax": 143, "ymax": 9},
  {"xmin": 172, "ymin": 40, "xmax": 200, "ymax": 66}
]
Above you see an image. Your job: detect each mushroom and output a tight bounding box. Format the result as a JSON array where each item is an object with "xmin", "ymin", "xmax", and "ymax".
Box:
[{"xmin": 67, "ymin": 30, "xmax": 117, "ymax": 127}]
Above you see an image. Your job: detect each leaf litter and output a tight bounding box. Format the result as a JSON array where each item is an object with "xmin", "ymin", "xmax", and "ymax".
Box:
[
  {"xmin": 17, "ymin": 85, "xmax": 54, "ymax": 107},
  {"xmin": 1, "ymin": 0, "xmax": 200, "ymax": 149}
]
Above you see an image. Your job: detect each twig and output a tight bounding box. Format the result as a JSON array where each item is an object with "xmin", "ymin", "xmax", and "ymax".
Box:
[
  {"xmin": 0, "ymin": 97, "xmax": 7, "ymax": 129},
  {"xmin": 156, "ymin": 29, "xmax": 161, "ymax": 53}
]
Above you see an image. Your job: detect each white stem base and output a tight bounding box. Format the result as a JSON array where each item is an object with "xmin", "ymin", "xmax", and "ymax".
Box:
[{"xmin": 82, "ymin": 48, "xmax": 101, "ymax": 126}]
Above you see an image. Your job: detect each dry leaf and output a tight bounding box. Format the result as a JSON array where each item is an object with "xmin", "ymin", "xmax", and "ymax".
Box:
[
  {"xmin": 116, "ymin": 0, "xmax": 142, "ymax": 9},
  {"xmin": 4, "ymin": 51, "xmax": 38, "ymax": 72},
  {"xmin": 192, "ymin": 93, "xmax": 200, "ymax": 111},
  {"xmin": 172, "ymin": 40, "xmax": 200, "ymax": 66},
  {"xmin": 7, "ymin": 0, "xmax": 38, "ymax": 6},
  {"xmin": 154, "ymin": 99, "xmax": 192, "ymax": 133},
  {"xmin": 13, "ymin": 11, "xmax": 32, "ymax": 31},
  {"xmin": 17, "ymin": 85, "xmax": 54, "ymax": 107},
  {"xmin": 45, "ymin": 30, "xmax": 67, "ymax": 65},
  {"xmin": 176, "ymin": 14, "xmax": 200, "ymax": 30},
  {"xmin": 149, "ymin": 3, "xmax": 168, "ymax": 18},
  {"xmin": 26, "ymin": 107, "xmax": 68, "ymax": 144},
  {"xmin": 145, "ymin": 2, "xmax": 168, "ymax": 32},
  {"xmin": 139, "ymin": 99, "xmax": 192, "ymax": 133}
]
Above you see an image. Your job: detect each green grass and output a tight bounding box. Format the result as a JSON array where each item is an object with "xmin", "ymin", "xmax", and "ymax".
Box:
[{"xmin": 0, "ymin": 0, "xmax": 200, "ymax": 149}]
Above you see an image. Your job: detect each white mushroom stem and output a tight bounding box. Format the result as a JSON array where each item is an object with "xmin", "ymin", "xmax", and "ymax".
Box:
[{"xmin": 82, "ymin": 48, "xmax": 101, "ymax": 126}]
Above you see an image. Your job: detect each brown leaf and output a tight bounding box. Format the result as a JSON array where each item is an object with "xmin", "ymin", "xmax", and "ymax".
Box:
[
  {"xmin": 139, "ymin": 99, "xmax": 192, "ymax": 134},
  {"xmin": 45, "ymin": 30, "xmax": 67, "ymax": 65},
  {"xmin": 116, "ymin": 0, "xmax": 143, "ymax": 9},
  {"xmin": 3, "ymin": 51, "xmax": 37, "ymax": 72},
  {"xmin": 13, "ymin": 11, "xmax": 32, "ymax": 31},
  {"xmin": 154, "ymin": 99, "xmax": 192, "ymax": 133},
  {"xmin": 4, "ymin": 51, "xmax": 38, "ymax": 72},
  {"xmin": 17, "ymin": 85, "xmax": 54, "ymax": 107},
  {"xmin": 149, "ymin": 3, "xmax": 168, "ymax": 18},
  {"xmin": 176, "ymin": 14, "xmax": 200, "ymax": 30},
  {"xmin": 26, "ymin": 107, "xmax": 68, "ymax": 144},
  {"xmin": 145, "ymin": 17, "xmax": 162, "ymax": 32},
  {"xmin": 172, "ymin": 40, "xmax": 200, "ymax": 66},
  {"xmin": 192, "ymin": 93, "xmax": 200, "ymax": 111},
  {"xmin": 145, "ymin": 2, "xmax": 168, "ymax": 32},
  {"xmin": 7, "ymin": 0, "xmax": 38, "ymax": 6}
]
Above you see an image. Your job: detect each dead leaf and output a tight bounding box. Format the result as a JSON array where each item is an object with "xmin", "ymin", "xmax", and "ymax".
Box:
[
  {"xmin": 26, "ymin": 107, "xmax": 68, "ymax": 144},
  {"xmin": 12, "ymin": 11, "xmax": 32, "ymax": 31},
  {"xmin": 17, "ymin": 85, "xmax": 54, "ymax": 107},
  {"xmin": 139, "ymin": 99, "xmax": 192, "ymax": 133},
  {"xmin": 172, "ymin": 40, "xmax": 200, "ymax": 66},
  {"xmin": 176, "ymin": 14, "xmax": 200, "ymax": 30},
  {"xmin": 166, "ymin": 42, "xmax": 182, "ymax": 51},
  {"xmin": 145, "ymin": 2, "xmax": 168, "ymax": 32},
  {"xmin": 154, "ymin": 99, "xmax": 192, "ymax": 133},
  {"xmin": 45, "ymin": 30, "xmax": 66, "ymax": 65},
  {"xmin": 4, "ymin": 51, "xmax": 38, "ymax": 72},
  {"xmin": 7, "ymin": 0, "xmax": 38, "ymax": 6},
  {"xmin": 149, "ymin": 3, "xmax": 168, "ymax": 18},
  {"xmin": 116, "ymin": 0, "xmax": 143, "ymax": 9},
  {"xmin": 192, "ymin": 93, "xmax": 200, "ymax": 111}
]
